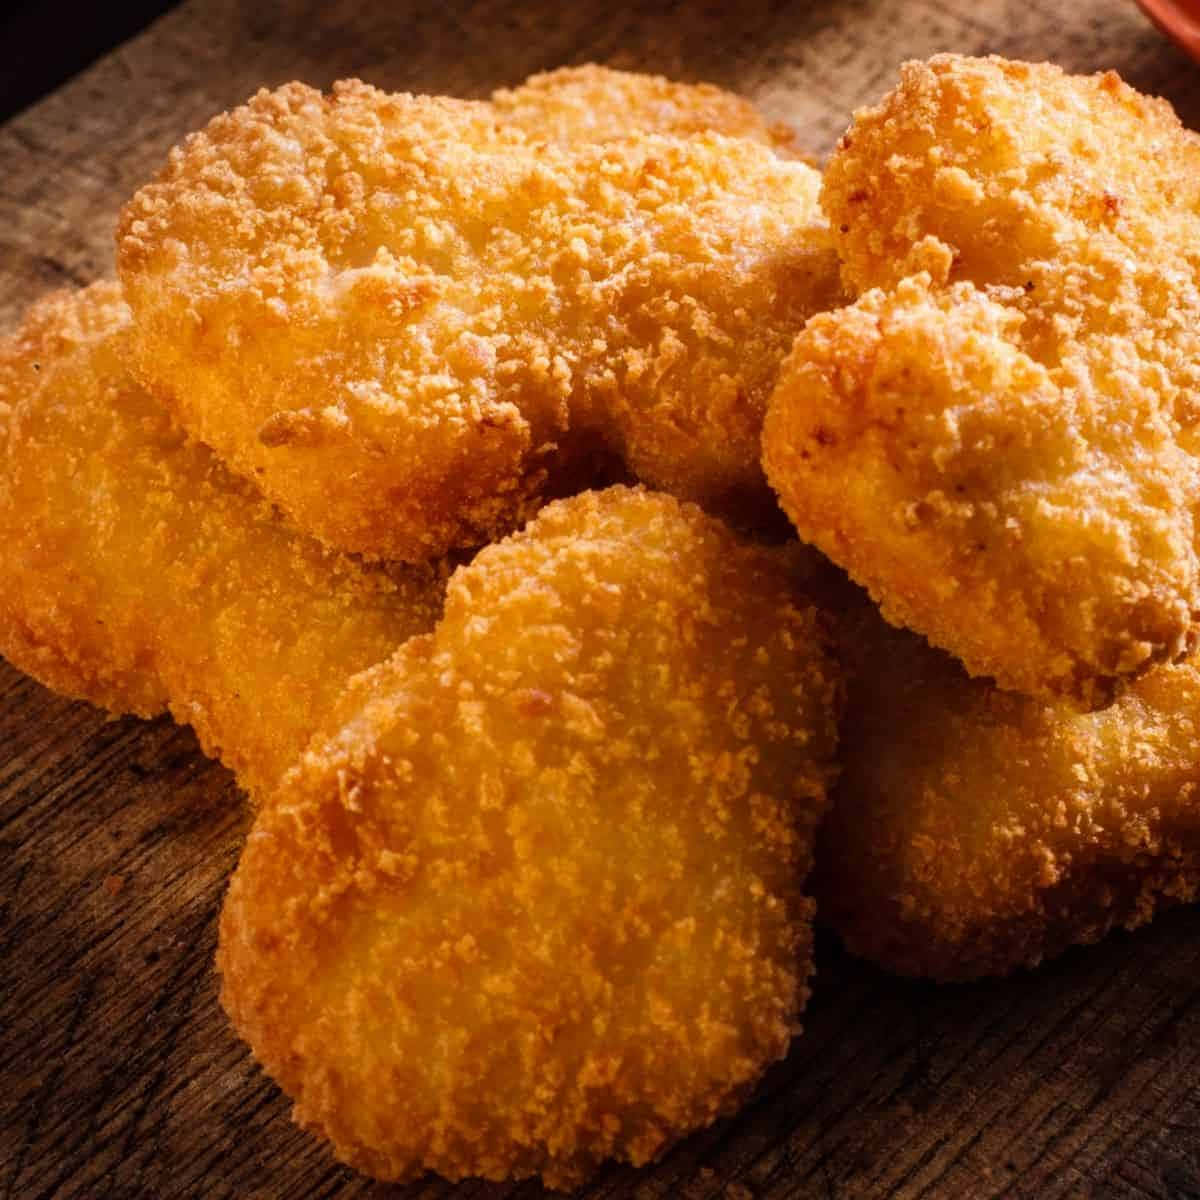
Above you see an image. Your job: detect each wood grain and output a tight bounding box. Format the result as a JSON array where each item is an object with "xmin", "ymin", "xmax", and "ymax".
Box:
[{"xmin": 3, "ymin": 2, "xmax": 1200, "ymax": 1197}]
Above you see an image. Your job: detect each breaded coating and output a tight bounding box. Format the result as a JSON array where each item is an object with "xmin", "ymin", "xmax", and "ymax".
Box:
[
  {"xmin": 219, "ymin": 487, "xmax": 842, "ymax": 1189},
  {"xmin": 765, "ymin": 55, "xmax": 1200, "ymax": 704},
  {"xmin": 491, "ymin": 64, "xmax": 800, "ymax": 153},
  {"xmin": 765, "ymin": 274, "xmax": 1200, "ymax": 706},
  {"xmin": 817, "ymin": 584, "xmax": 1200, "ymax": 981},
  {"xmin": 118, "ymin": 74, "xmax": 842, "ymax": 561},
  {"xmin": 0, "ymin": 282, "xmax": 445, "ymax": 797}
]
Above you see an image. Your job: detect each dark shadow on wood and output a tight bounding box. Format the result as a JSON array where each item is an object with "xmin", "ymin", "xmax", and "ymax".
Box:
[{"xmin": 0, "ymin": 1, "xmax": 183, "ymax": 124}]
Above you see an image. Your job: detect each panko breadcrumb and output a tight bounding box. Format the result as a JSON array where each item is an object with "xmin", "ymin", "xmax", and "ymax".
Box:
[
  {"xmin": 817, "ymin": 580, "xmax": 1200, "ymax": 981},
  {"xmin": 491, "ymin": 64, "xmax": 801, "ymax": 153},
  {"xmin": 0, "ymin": 282, "xmax": 445, "ymax": 797},
  {"xmin": 765, "ymin": 54, "xmax": 1200, "ymax": 704},
  {"xmin": 118, "ymin": 71, "xmax": 843, "ymax": 561},
  {"xmin": 219, "ymin": 486, "xmax": 842, "ymax": 1188}
]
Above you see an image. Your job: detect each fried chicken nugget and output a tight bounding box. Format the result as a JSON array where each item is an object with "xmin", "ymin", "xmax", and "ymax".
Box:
[
  {"xmin": 0, "ymin": 282, "xmax": 445, "ymax": 797},
  {"xmin": 219, "ymin": 486, "xmax": 842, "ymax": 1189},
  {"xmin": 764, "ymin": 55, "xmax": 1200, "ymax": 705},
  {"xmin": 117, "ymin": 74, "xmax": 842, "ymax": 561},
  {"xmin": 491, "ymin": 64, "xmax": 800, "ymax": 153},
  {"xmin": 817, "ymin": 584, "xmax": 1200, "ymax": 982}
]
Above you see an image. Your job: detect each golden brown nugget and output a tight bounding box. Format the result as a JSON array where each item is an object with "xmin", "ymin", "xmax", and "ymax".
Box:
[
  {"xmin": 491, "ymin": 63, "xmax": 800, "ymax": 152},
  {"xmin": 219, "ymin": 487, "xmax": 842, "ymax": 1189},
  {"xmin": 118, "ymin": 75, "xmax": 842, "ymax": 562},
  {"xmin": 765, "ymin": 55, "xmax": 1200, "ymax": 705},
  {"xmin": 817, "ymin": 587, "xmax": 1200, "ymax": 982},
  {"xmin": 0, "ymin": 282, "xmax": 445, "ymax": 797}
]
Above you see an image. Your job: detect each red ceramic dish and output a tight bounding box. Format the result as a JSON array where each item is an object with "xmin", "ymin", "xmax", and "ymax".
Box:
[{"xmin": 1136, "ymin": 0, "xmax": 1200, "ymax": 62}]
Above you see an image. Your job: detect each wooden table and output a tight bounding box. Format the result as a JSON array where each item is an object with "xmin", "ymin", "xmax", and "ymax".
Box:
[{"xmin": 3, "ymin": 3, "xmax": 1200, "ymax": 1197}]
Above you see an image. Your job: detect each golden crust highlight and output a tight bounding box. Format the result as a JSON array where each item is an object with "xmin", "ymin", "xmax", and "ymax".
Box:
[
  {"xmin": 118, "ymin": 72, "xmax": 842, "ymax": 561},
  {"xmin": 765, "ymin": 54, "xmax": 1200, "ymax": 703},
  {"xmin": 0, "ymin": 282, "xmax": 445, "ymax": 796},
  {"xmin": 817, "ymin": 583, "xmax": 1200, "ymax": 981},
  {"xmin": 219, "ymin": 486, "xmax": 842, "ymax": 1188}
]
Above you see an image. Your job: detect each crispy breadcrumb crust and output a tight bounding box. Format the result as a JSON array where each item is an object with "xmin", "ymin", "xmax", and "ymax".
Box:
[
  {"xmin": 219, "ymin": 487, "xmax": 843, "ymax": 1188},
  {"xmin": 491, "ymin": 64, "xmax": 801, "ymax": 153},
  {"xmin": 817, "ymin": 583, "xmax": 1200, "ymax": 981},
  {"xmin": 766, "ymin": 54, "xmax": 1200, "ymax": 704},
  {"xmin": 118, "ymin": 73, "xmax": 842, "ymax": 561},
  {"xmin": 0, "ymin": 282, "xmax": 445, "ymax": 796},
  {"xmin": 764, "ymin": 274, "xmax": 1200, "ymax": 707}
]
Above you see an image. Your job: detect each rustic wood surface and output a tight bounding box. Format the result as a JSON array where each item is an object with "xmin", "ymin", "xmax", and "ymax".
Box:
[{"xmin": 3, "ymin": 3, "xmax": 1200, "ymax": 1198}]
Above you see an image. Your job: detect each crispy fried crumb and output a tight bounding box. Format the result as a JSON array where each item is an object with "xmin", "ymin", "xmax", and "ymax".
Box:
[
  {"xmin": 219, "ymin": 486, "xmax": 843, "ymax": 1188},
  {"xmin": 118, "ymin": 71, "xmax": 842, "ymax": 561},
  {"xmin": 0, "ymin": 283, "xmax": 445, "ymax": 797},
  {"xmin": 765, "ymin": 54, "xmax": 1200, "ymax": 703},
  {"xmin": 491, "ymin": 64, "xmax": 800, "ymax": 153},
  {"xmin": 816, "ymin": 580, "xmax": 1200, "ymax": 981}
]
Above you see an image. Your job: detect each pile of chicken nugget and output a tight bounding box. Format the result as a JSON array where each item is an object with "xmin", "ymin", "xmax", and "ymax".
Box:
[{"xmin": 3, "ymin": 53, "xmax": 1200, "ymax": 1190}]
